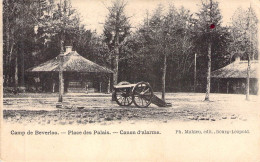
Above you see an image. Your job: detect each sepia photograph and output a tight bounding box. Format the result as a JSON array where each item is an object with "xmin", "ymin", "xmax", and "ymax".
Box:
[{"xmin": 1, "ymin": 0, "xmax": 260, "ymax": 161}]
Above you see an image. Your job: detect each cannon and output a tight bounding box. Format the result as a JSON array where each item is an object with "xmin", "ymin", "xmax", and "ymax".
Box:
[{"xmin": 113, "ymin": 81, "xmax": 172, "ymax": 108}]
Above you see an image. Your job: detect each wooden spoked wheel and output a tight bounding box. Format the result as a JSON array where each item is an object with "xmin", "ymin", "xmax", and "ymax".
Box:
[
  {"xmin": 115, "ymin": 88, "xmax": 133, "ymax": 106},
  {"xmin": 132, "ymin": 82, "xmax": 153, "ymax": 108}
]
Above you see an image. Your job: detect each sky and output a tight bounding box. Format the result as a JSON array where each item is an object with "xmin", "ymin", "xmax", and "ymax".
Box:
[{"xmin": 70, "ymin": 0, "xmax": 253, "ymax": 34}]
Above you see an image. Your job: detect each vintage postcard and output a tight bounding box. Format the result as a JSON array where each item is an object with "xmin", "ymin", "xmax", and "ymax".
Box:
[{"xmin": 1, "ymin": 0, "xmax": 260, "ymax": 161}]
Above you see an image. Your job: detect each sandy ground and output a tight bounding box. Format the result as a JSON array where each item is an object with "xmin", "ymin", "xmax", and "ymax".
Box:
[
  {"xmin": 2, "ymin": 92, "xmax": 260, "ymax": 125},
  {"xmin": 2, "ymin": 93, "xmax": 260, "ymax": 161}
]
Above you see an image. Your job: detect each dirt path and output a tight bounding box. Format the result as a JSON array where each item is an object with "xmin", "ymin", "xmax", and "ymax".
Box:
[{"xmin": 3, "ymin": 93, "xmax": 259, "ymax": 125}]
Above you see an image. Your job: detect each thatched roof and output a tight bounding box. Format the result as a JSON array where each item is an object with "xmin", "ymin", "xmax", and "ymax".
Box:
[
  {"xmin": 27, "ymin": 51, "xmax": 113, "ymax": 73},
  {"xmin": 211, "ymin": 60, "xmax": 258, "ymax": 78}
]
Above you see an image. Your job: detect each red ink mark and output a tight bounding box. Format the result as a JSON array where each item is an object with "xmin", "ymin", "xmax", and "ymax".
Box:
[{"xmin": 210, "ymin": 24, "xmax": 215, "ymax": 29}]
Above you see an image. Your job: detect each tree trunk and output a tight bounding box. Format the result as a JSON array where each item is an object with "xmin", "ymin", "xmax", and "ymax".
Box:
[
  {"xmin": 114, "ymin": 49, "xmax": 119, "ymax": 85},
  {"xmin": 113, "ymin": 32, "xmax": 119, "ymax": 85},
  {"xmin": 5, "ymin": 27, "xmax": 10, "ymax": 86},
  {"xmin": 246, "ymin": 58, "xmax": 251, "ymax": 100},
  {"xmin": 21, "ymin": 49, "xmax": 25, "ymax": 86},
  {"xmin": 194, "ymin": 53, "xmax": 197, "ymax": 92},
  {"xmin": 162, "ymin": 51, "xmax": 167, "ymax": 101},
  {"xmin": 15, "ymin": 57, "xmax": 18, "ymax": 92},
  {"xmin": 58, "ymin": 54, "xmax": 64, "ymax": 102},
  {"xmin": 4, "ymin": 0, "xmax": 10, "ymax": 86},
  {"xmin": 205, "ymin": 42, "xmax": 211, "ymax": 101},
  {"xmin": 8, "ymin": 29, "xmax": 15, "ymax": 86},
  {"xmin": 21, "ymin": 30, "xmax": 25, "ymax": 86},
  {"xmin": 58, "ymin": 15, "xmax": 65, "ymax": 102}
]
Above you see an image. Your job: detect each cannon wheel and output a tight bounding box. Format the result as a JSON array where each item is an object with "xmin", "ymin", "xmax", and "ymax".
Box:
[
  {"xmin": 132, "ymin": 82, "xmax": 153, "ymax": 108},
  {"xmin": 114, "ymin": 81, "xmax": 133, "ymax": 106}
]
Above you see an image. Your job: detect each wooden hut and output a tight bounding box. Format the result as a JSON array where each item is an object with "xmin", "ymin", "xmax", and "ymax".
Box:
[
  {"xmin": 26, "ymin": 46, "xmax": 113, "ymax": 93},
  {"xmin": 211, "ymin": 57, "xmax": 259, "ymax": 94}
]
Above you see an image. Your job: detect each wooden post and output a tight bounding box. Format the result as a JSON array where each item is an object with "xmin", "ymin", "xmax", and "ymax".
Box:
[
  {"xmin": 227, "ymin": 81, "xmax": 229, "ymax": 94},
  {"xmin": 58, "ymin": 53, "xmax": 64, "ymax": 102},
  {"xmin": 86, "ymin": 84, "xmax": 88, "ymax": 94},
  {"xmin": 194, "ymin": 53, "xmax": 197, "ymax": 92},
  {"xmin": 53, "ymin": 83, "xmax": 55, "ymax": 93},
  {"xmin": 217, "ymin": 79, "xmax": 220, "ymax": 93},
  {"xmin": 107, "ymin": 76, "xmax": 111, "ymax": 93},
  {"xmin": 246, "ymin": 60, "xmax": 251, "ymax": 100}
]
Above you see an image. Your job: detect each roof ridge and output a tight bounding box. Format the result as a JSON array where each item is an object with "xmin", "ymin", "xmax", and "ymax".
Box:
[
  {"xmin": 239, "ymin": 60, "xmax": 258, "ymax": 62},
  {"xmin": 27, "ymin": 50, "xmax": 113, "ymax": 73}
]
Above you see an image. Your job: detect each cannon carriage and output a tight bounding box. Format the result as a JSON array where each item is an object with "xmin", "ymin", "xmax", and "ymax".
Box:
[{"xmin": 113, "ymin": 81, "xmax": 172, "ymax": 108}]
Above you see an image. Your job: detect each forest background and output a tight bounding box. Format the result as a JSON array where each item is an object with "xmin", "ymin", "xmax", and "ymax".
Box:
[{"xmin": 2, "ymin": 0, "xmax": 258, "ymax": 99}]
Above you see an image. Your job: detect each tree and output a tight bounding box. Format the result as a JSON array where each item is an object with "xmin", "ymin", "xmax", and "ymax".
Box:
[
  {"xmin": 40, "ymin": 0, "xmax": 81, "ymax": 102},
  {"xmin": 229, "ymin": 6, "xmax": 258, "ymax": 100},
  {"xmin": 3, "ymin": 0, "xmax": 51, "ymax": 88},
  {"xmin": 195, "ymin": 0, "xmax": 223, "ymax": 101},
  {"xmin": 167, "ymin": 6, "xmax": 195, "ymax": 92},
  {"xmin": 103, "ymin": 0, "xmax": 131, "ymax": 84},
  {"xmin": 149, "ymin": 5, "xmax": 168, "ymax": 101},
  {"xmin": 40, "ymin": 0, "xmax": 81, "ymax": 52},
  {"xmin": 3, "ymin": 0, "xmax": 113, "ymax": 96},
  {"xmin": 137, "ymin": 5, "xmax": 176, "ymax": 100}
]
